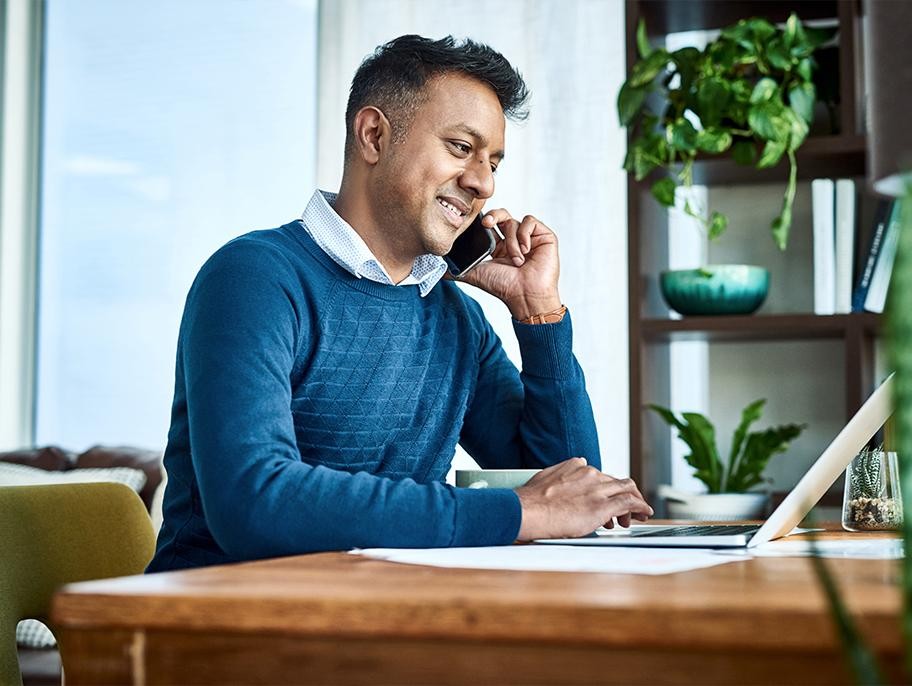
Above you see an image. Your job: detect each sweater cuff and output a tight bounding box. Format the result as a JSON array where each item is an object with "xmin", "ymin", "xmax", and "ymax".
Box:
[
  {"xmin": 512, "ymin": 309, "xmax": 574, "ymax": 379},
  {"xmin": 450, "ymin": 487, "xmax": 522, "ymax": 546}
]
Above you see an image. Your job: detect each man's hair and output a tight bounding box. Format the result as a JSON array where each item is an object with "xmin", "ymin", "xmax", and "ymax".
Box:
[{"xmin": 344, "ymin": 34, "xmax": 530, "ymax": 159}]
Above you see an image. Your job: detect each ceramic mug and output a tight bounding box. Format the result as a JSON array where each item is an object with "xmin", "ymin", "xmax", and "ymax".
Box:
[{"xmin": 454, "ymin": 469, "xmax": 539, "ymax": 489}]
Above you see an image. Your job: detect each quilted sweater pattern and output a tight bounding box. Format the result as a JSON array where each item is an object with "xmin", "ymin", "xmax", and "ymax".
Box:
[{"xmin": 148, "ymin": 222, "xmax": 600, "ymax": 571}]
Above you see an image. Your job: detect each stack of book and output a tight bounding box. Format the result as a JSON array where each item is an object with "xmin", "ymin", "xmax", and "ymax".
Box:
[
  {"xmin": 811, "ymin": 178, "xmax": 855, "ymax": 314},
  {"xmin": 812, "ymin": 179, "xmax": 904, "ymax": 315},
  {"xmin": 852, "ymin": 199, "xmax": 904, "ymax": 313}
]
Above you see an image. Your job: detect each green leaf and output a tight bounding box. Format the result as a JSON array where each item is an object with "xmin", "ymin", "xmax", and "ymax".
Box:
[
  {"xmin": 647, "ymin": 405, "xmax": 724, "ymax": 493},
  {"xmin": 708, "ymin": 39, "xmax": 739, "ymax": 71},
  {"xmin": 727, "ymin": 424, "xmax": 805, "ymax": 492},
  {"xmin": 720, "ymin": 20, "xmax": 748, "ymax": 44},
  {"xmin": 750, "ymin": 77, "xmax": 779, "ymax": 105},
  {"xmin": 732, "ymin": 140, "xmax": 757, "ymax": 166},
  {"xmin": 789, "ymin": 25, "xmax": 810, "ymax": 57},
  {"xmin": 725, "ymin": 399, "xmax": 767, "ymax": 491},
  {"xmin": 789, "ymin": 82, "xmax": 816, "ymax": 123},
  {"xmin": 630, "ymin": 131, "xmax": 667, "ymax": 180},
  {"xmin": 708, "ymin": 211, "xmax": 728, "ymax": 240},
  {"xmin": 787, "ymin": 109, "xmax": 810, "ymax": 151},
  {"xmin": 647, "ymin": 404, "xmax": 683, "ymax": 430},
  {"xmin": 696, "ymin": 128, "xmax": 732, "ymax": 153},
  {"xmin": 696, "ymin": 77, "xmax": 731, "ymax": 127},
  {"xmin": 748, "ymin": 102, "xmax": 789, "ymax": 141},
  {"xmin": 784, "ymin": 13, "xmax": 800, "ymax": 49},
  {"xmin": 632, "ymin": 148, "xmax": 657, "ymax": 180},
  {"xmin": 681, "ymin": 412, "xmax": 723, "ymax": 492},
  {"xmin": 629, "ymin": 49, "xmax": 669, "ymax": 88},
  {"xmin": 636, "ymin": 18, "xmax": 652, "ymax": 59},
  {"xmin": 671, "ymin": 117, "xmax": 698, "ymax": 153},
  {"xmin": 746, "ymin": 17, "xmax": 777, "ymax": 43},
  {"xmin": 771, "ymin": 150, "xmax": 798, "ymax": 250},
  {"xmin": 796, "ymin": 57, "xmax": 814, "ymax": 81},
  {"xmin": 804, "ymin": 26, "xmax": 837, "ymax": 49},
  {"xmin": 651, "ymin": 177, "xmax": 677, "ymax": 207},
  {"xmin": 622, "ymin": 149, "xmax": 634, "ymax": 173},
  {"xmin": 757, "ymin": 139, "xmax": 787, "ymax": 168},
  {"xmin": 672, "ymin": 47, "xmax": 701, "ymax": 92},
  {"xmin": 771, "ymin": 206, "xmax": 792, "ymax": 251},
  {"xmin": 730, "ymin": 79, "xmax": 753, "ymax": 108},
  {"xmin": 766, "ymin": 37, "xmax": 791, "ymax": 70},
  {"xmin": 807, "ymin": 538, "xmax": 886, "ymax": 686},
  {"xmin": 618, "ymin": 82, "xmax": 648, "ymax": 126},
  {"xmin": 721, "ymin": 19, "xmax": 768, "ymax": 52}
]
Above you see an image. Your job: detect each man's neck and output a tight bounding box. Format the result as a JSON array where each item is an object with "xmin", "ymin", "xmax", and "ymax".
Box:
[{"xmin": 332, "ymin": 186, "xmax": 415, "ymax": 283}]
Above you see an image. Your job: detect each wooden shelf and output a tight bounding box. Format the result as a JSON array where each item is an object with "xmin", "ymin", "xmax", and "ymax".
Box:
[
  {"xmin": 689, "ymin": 135, "xmax": 867, "ymax": 186},
  {"xmin": 638, "ymin": 0, "xmax": 839, "ymax": 37},
  {"xmin": 625, "ymin": 0, "xmax": 872, "ymax": 501},
  {"xmin": 642, "ymin": 312, "xmax": 882, "ymax": 343},
  {"xmin": 634, "ymin": 135, "xmax": 867, "ymax": 189}
]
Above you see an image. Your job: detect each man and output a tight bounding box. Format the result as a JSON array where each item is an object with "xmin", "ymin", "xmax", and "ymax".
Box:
[{"xmin": 147, "ymin": 35, "xmax": 652, "ymax": 573}]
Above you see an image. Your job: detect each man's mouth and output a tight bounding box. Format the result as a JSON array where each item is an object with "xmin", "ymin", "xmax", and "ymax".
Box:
[{"xmin": 436, "ymin": 196, "xmax": 469, "ymax": 227}]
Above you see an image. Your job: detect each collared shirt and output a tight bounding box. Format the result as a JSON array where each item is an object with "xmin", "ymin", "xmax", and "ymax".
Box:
[{"xmin": 299, "ymin": 190, "xmax": 447, "ymax": 297}]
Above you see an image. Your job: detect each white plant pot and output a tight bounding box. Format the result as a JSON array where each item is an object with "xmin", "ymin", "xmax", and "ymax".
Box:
[{"xmin": 658, "ymin": 485, "xmax": 769, "ymax": 521}]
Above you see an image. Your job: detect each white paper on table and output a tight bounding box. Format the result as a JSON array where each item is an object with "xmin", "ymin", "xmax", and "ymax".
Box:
[
  {"xmin": 716, "ymin": 538, "xmax": 903, "ymax": 560},
  {"xmin": 350, "ymin": 545, "xmax": 747, "ymax": 575}
]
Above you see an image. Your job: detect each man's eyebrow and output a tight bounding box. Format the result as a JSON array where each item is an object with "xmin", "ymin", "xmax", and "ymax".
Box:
[{"xmin": 453, "ymin": 124, "xmax": 505, "ymax": 160}]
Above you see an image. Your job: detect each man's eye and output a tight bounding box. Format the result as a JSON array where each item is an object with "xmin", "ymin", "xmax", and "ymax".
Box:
[
  {"xmin": 450, "ymin": 141, "xmax": 471, "ymax": 154},
  {"xmin": 490, "ymin": 165, "xmax": 498, "ymax": 175}
]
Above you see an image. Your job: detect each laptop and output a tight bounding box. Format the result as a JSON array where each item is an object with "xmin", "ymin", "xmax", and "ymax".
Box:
[{"xmin": 535, "ymin": 374, "xmax": 894, "ymax": 549}]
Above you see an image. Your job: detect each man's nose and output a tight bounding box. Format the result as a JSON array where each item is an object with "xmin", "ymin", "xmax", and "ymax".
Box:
[{"xmin": 459, "ymin": 159, "xmax": 495, "ymax": 199}]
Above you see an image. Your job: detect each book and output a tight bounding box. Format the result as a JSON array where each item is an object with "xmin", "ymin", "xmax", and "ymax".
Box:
[
  {"xmin": 812, "ymin": 179, "xmax": 836, "ymax": 315},
  {"xmin": 851, "ymin": 200, "xmax": 893, "ymax": 311},
  {"xmin": 834, "ymin": 179, "xmax": 856, "ymax": 313},
  {"xmin": 864, "ymin": 200, "xmax": 904, "ymax": 313}
]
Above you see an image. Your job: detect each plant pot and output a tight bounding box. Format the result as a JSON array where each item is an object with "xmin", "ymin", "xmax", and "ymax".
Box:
[
  {"xmin": 658, "ymin": 485, "xmax": 769, "ymax": 521},
  {"xmin": 660, "ymin": 265, "xmax": 769, "ymax": 316}
]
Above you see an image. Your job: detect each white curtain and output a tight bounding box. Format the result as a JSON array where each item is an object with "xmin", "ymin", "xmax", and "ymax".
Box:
[{"xmin": 316, "ymin": 0, "xmax": 630, "ymax": 476}]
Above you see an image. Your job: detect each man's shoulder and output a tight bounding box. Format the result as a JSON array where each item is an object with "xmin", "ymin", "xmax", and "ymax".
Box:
[
  {"xmin": 213, "ymin": 221, "xmax": 304, "ymax": 261},
  {"xmin": 200, "ymin": 221, "xmax": 327, "ymax": 277}
]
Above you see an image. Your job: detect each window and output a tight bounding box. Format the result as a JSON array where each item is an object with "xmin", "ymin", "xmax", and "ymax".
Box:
[{"xmin": 36, "ymin": 0, "xmax": 318, "ymax": 449}]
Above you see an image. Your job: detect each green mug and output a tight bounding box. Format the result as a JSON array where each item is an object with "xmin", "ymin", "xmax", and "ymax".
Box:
[{"xmin": 454, "ymin": 469, "xmax": 539, "ymax": 489}]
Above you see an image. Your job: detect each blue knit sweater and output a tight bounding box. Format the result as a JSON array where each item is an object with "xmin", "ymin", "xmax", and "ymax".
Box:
[{"xmin": 147, "ymin": 221, "xmax": 600, "ymax": 571}]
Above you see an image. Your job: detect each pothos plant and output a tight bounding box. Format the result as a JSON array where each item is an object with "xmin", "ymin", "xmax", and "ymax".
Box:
[
  {"xmin": 618, "ymin": 14, "xmax": 835, "ymax": 250},
  {"xmin": 648, "ymin": 398, "xmax": 806, "ymax": 493}
]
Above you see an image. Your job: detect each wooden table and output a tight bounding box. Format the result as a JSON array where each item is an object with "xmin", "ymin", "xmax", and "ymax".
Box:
[{"xmin": 52, "ymin": 531, "xmax": 903, "ymax": 685}]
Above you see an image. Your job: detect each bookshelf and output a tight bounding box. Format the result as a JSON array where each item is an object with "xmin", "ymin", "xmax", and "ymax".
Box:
[{"xmin": 625, "ymin": 0, "xmax": 877, "ymax": 508}]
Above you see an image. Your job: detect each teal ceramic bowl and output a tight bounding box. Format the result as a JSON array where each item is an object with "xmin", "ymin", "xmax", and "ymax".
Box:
[{"xmin": 660, "ymin": 265, "xmax": 770, "ymax": 316}]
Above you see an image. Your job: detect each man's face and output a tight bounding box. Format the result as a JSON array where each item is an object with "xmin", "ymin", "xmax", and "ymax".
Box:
[{"xmin": 372, "ymin": 72, "xmax": 506, "ymax": 258}]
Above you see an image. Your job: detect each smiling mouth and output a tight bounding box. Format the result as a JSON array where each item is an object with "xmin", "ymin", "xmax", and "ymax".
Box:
[{"xmin": 436, "ymin": 197, "xmax": 468, "ymax": 225}]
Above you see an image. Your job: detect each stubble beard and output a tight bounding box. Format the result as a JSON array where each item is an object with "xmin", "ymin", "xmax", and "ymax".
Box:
[{"xmin": 375, "ymin": 183, "xmax": 455, "ymax": 259}]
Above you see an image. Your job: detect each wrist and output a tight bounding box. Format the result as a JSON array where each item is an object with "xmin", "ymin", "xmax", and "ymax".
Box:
[
  {"xmin": 507, "ymin": 293, "xmax": 563, "ymax": 322},
  {"xmin": 515, "ymin": 488, "xmax": 540, "ymax": 541}
]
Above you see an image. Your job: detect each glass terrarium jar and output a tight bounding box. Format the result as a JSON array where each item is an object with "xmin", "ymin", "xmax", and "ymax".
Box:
[{"xmin": 842, "ymin": 448, "xmax": 903, "ymax": 531}]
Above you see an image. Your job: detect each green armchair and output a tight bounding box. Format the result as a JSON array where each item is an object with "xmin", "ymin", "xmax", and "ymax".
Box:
[{"xmin": 0, "ymin": 482, "xmax": 156, "ymax": 686}]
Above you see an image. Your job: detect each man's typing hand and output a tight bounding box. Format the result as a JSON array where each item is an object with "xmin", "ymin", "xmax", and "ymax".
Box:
[{"xmin": 514, "ymin": 458, "xmax": 654, "ymax": 540}]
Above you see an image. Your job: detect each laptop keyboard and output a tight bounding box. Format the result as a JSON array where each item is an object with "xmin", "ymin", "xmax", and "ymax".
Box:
[{"xmin": 631, "ymin": 525, "xmax": 759, "ymax": 538}]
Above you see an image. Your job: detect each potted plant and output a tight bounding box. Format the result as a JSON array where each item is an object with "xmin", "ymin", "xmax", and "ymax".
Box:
[
  {"xmin": 649, "ymin": 398, "xmax": 806, "ymax": 520},
  {"xmin": 619, "ymin": 14, "xmax": 835, "ymax": 317},
  {"xmin": 619, "ymin": 13, "xmax": 833, "ymax": 249}
]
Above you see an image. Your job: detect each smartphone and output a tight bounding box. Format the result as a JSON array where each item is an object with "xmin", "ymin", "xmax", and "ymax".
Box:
[{"xmin": 444, "ymin": 213, "xmax": 496, "ymax": 278}]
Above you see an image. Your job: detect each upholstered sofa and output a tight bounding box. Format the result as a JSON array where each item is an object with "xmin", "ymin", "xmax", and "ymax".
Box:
[{"xmin": 0, "ymin": 445, "xmax": 164, "ymax": 686}]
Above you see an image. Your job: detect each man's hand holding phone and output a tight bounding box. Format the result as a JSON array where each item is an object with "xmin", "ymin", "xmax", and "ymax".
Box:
[{"xmin": 450, "ymin": 209, "xmax": 562, "ymax": 322}]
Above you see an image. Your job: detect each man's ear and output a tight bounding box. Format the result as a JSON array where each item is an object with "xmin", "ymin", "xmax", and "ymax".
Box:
[{"xmin": 351, "ymin": 106, "xmax": 391, "ymax": 165}]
